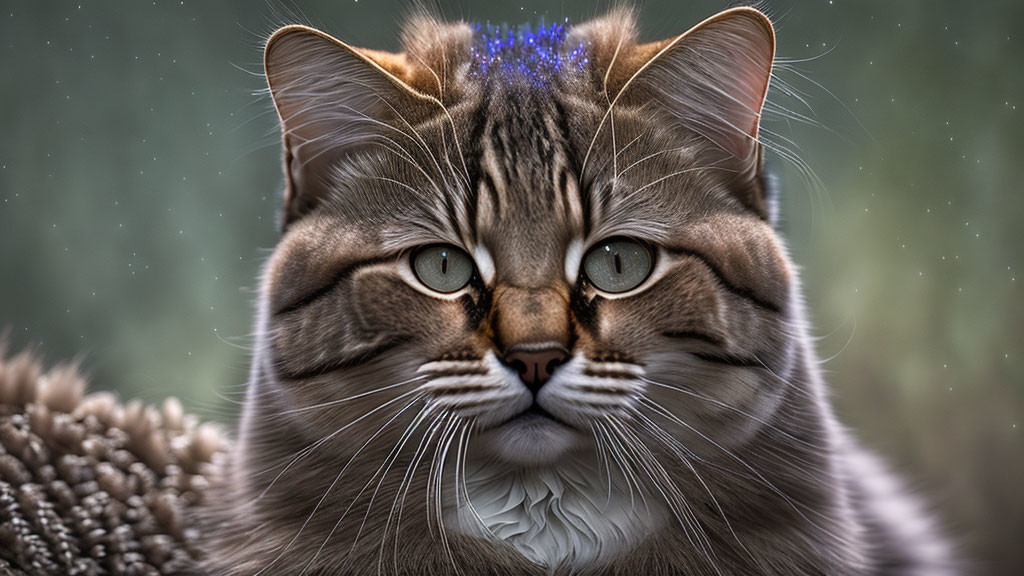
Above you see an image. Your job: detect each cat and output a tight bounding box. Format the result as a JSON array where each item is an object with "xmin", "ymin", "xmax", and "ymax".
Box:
[{"xmin": 201, "ymin": 6, "xmax": 956, "ymax": 575}]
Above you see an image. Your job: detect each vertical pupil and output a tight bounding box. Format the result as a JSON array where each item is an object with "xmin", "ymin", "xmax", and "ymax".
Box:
[
  {"xmin": 613, "ymin": 252, "xmax": 622, "ymax": 275},
  {"xmin": 440, "ymin": 252, "xmax": 449, "ymax": 275}
]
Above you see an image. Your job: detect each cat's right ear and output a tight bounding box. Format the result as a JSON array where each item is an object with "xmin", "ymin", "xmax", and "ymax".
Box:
[{"xmin": 264, "ymin": 26, "xmax": 432, "ymax": 228}]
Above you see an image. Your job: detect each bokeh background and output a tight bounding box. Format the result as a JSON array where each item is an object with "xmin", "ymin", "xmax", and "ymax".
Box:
[{"xmin": 1, "ymin": 1, "xmax": 1020, "ymax": 573}]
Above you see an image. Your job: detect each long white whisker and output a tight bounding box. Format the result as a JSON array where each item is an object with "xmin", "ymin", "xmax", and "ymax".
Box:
[
  {"xmin": 611, "ymin": 417, "xmax": 720, "ymax": 574},
  {"xmin": 432, "ymin": 415, "xmax": 463, "ymax": 574},
  {"xmin": 281, "ymin": 375, "xmax": 426, "ymax": 415},
  {"xmin": 302, "ymin": 401, "xmax": 431, "ymax": 574},
  {"xmin": 595, "ymin": 419, "xmax": 644, "ymax": 514},
  {"xmin": 632, "ymin": 408, "xmax": 756, "ymax": 563},
  {"xmin": 589, "ymin": 421, "xmax": 615, "ymax": 507},
  {"xmin": 255, "ymin": 392, "xmax": 425, "ymax": 576},
  {"xmin": 640, "ymin": 376, "xmax": 818, "ymax": 450},
  {"xmin": 387, "ymin": 410, "xmax": 450, "ymax": 574},
  {"xmin": 637, "ymin": 396, "xmax": 840, "ymax": 539}
]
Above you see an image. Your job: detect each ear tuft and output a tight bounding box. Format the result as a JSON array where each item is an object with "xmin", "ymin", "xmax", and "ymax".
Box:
[
  {"xmin": 565, "ymin": 7, "xmax": 643, "ymax": 94},
  {"xmin": 398, "ymin": 15, "xmax": 474, "ymax": 102}
]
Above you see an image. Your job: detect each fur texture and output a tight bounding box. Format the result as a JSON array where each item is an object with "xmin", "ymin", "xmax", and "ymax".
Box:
[
  {"xmin": 452, "ymin": 453, "xmax": 668, "ymax": 568},
  {"xmin": 0, "ymin": 349, "xmax": 224, "ymax": 575},
  {"xmin": 198, "ymin": 6, "xmax": 956, "ymax": 575},
  {"xmin": 0, "ymin": 8, "xmax": 956, "ymax": 576}
]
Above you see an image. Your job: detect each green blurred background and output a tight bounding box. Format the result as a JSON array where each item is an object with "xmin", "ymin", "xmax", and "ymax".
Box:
[{"xmin": 1, "ymin": 1, "xmax": 1020, "ymax": 573}]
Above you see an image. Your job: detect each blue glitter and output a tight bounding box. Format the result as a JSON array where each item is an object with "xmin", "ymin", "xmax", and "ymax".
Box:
[{"xmin": 471, "ymin": 20, "xmax": 589, "ymax": 85}]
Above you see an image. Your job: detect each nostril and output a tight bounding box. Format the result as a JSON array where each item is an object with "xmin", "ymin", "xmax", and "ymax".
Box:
[
  {"xmin": 503, "ymin": 344, "xmax": 569, "ymax": 393},
  {"xmin": 509, "ymin": 359, "xmax": 528, "ymax": 376},
  {"xmin": 545, "ymin": 356, "xmax": 565, "ymax": 374},
  {"xmin": 544, "ymin": 355, "xmax": 569, "ymax": 380}
]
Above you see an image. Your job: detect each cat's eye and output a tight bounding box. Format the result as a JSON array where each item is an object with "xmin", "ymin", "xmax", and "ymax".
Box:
[
  {"xmin": 412, "ymin": 244, "xmax": 475, "ymax": 293},
  {"xmin": 582, "ymin": 237, "xmax": 653, "ymax": 294}
]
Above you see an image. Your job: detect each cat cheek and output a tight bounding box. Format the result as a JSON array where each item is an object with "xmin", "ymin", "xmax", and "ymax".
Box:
[{"xmin": 350, "ymin": 272, "xmax": 468, "ymax": 346}]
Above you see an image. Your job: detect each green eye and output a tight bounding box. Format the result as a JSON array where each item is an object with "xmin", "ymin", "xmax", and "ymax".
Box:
[
  {"xmin": 412, "ymin": 244, "xmax": 475, "ymax": 293},
  {"xmin": 582, "ymin": 238, "xmax": 653, "ymax": 294}
]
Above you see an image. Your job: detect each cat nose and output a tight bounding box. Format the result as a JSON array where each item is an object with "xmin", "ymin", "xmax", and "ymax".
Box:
[{"xmin": 503, "ymin": 344, "xmax": 568, "ymax": 394}]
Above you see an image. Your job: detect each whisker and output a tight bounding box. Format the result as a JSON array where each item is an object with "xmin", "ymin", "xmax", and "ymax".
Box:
[
  {"xmin": 303, "ymin": 402, "xmax": 432, "ymax": 574},
  {"xmin": 255, "ymin": 393, "xmax": 425, "ymax": 576},
  {"xmin": 623, "ymin": 162, "xmax": 736, "ymax": 201},
  {"xmin": 455, "ymin": 418, "xmax": 492, "ymax": 537},
  {"xmin": 611, "ymin": 417, "xmax": 721, "ymax": 574},
  {"xmin": 384, "ymin": 410, "xmax": 450, "ymax": 575},
  {"xmin": 253, "ymin": 384, "xmax": 426, "ymax": 499},
  {"xmin": 431, "ymin": 414, "xmax": 463, "ymax": 574},
  {"xmin": 630, "ymin": 408, "xmax": 755, "ymax": 564},
  {"xmin": 640, "ymin": 376, "xmax": 818, "ymax": 450},
  {"xmin": 281, "ymin": 375, "xmax": 427, "ymax": 415},
  {"xmin": 590, "ymin": 421, "xmax": 615, "ymax": 507},
  {"xmin": 594, "ymin": 419, "xmax": 644, "ymax": 515},
  {"xmin": 637, "ymin": 396, "xmax": 841, "ymax": 540}
]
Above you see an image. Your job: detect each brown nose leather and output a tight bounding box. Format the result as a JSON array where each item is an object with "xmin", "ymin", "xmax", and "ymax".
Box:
[{"xmin": 504, "ymin": 345, "xmax": 568, "ymax": 393}]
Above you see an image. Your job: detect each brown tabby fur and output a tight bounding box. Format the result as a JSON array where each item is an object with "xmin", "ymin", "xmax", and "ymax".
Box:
[{"xmin": 201, "ymin": 6, "xmax": 955, "ymax": 575}]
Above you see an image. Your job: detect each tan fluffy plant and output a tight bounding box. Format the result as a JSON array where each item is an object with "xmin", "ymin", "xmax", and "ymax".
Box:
[{"xmin": 0, "ymin": 349, "xmax": 224, "ymax": 576}]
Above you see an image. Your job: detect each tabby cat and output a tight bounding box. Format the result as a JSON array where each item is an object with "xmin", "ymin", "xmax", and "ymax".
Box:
[{"xmin": 202, "ymin": 7, "xmax": 955, "ymax": 575}]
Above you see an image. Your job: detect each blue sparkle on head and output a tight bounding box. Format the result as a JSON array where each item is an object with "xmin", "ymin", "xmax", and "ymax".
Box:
[{"xmin": 471, "ymin": 21, "xmax": 588, "ymax": 85}]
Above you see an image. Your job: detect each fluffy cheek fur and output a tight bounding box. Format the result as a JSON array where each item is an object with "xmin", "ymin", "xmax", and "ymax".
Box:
[
  {"xmin": 642, "ymin": 354, "xmax": 787, "ymax": 453},
  {"xmin": 263, "ymin": 238, "xmax": 493, "ymax": 451},
  {"xmin": 585, "ymin": 256, "xmax": 794, "ymax": 454}
]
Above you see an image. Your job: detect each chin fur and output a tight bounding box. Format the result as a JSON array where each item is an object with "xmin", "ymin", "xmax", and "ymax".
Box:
[
  {"xmin": 449, "ymin": 455, "xmax": 668, "ymax": 570},
  {"xmin": 477, "ymin": 415, "xmax": 586, "ymax": 466}
]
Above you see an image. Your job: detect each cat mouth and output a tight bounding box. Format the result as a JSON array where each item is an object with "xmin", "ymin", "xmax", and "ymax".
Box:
[
  {"xmin": 508, "ymin": 404, "xmax": 575, "ymax": 429},
  {"xmin": 473, "ymin": 401, "xmax": 577, "ymax": 435},
  {"xmin": 475, "ymin": 402, "xmax": 586, "ymax": 465}
]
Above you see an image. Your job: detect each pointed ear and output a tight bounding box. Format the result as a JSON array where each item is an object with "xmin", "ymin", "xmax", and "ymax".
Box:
[
  {"xmin": 264, "ymin": 25, "xmax": 434, "ymax": 227},
  {"xmin": 614, "ymin": 8, "xmax": 775, "ymax": 214}
]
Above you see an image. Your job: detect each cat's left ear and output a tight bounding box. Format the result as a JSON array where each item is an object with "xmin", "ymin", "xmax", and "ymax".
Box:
[{"xmin": 604, "ymin": 8, "xmax": 775, "ymax": 216}]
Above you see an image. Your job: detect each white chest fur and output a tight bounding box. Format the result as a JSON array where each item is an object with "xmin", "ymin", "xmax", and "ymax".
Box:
[{"xmin": 448, "ymin": 458, "xmax": 667, "ymax": 570}]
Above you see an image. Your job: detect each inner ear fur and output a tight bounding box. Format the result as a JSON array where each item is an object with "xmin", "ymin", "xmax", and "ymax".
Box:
[
  {"xmin": 264, "ymin": 23, "xmax": 467, "ymax": 228},
  {"xmin": 578, "ymin": 8, "xmax": 776, "ymax": 217}
]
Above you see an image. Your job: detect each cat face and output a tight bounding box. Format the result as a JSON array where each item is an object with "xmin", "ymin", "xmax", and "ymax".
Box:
[{"xmin": 258, "ymin": 8, "xmax": 795, "ymax": 472}]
